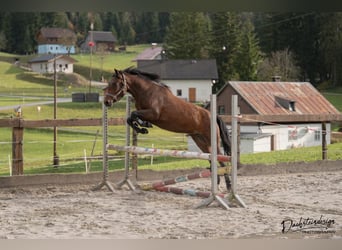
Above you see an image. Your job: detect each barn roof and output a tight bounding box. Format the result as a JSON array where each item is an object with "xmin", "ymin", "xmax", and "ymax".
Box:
[
  {"xmin": 221, "ymin": 81, "xmax": 340, "ymax": 115},
  {"xmin": 137, "ymin": 59, "xmax": 218, "ymax": 80},
  {"xmin": 88, "ymin": 31, "xmax": 117, "ymax": 42},
  {"xmin": 39, "ymin": 27, "xmax": 76, "ymax": 39}
]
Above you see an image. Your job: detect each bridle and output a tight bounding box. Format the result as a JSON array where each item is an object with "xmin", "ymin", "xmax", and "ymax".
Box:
[{"xmin": 105, "ymin": 73, "xmax": 127, "ymax": 101}]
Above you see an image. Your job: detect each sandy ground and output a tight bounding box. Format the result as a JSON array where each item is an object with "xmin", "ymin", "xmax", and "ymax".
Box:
[{"xmin": 0, "ymin": 162, "xmax": 341, "ymax": 239}]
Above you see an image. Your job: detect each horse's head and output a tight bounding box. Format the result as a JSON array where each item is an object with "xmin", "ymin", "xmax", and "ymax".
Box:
[{"xmin": 103, "ymin": 69, "xmax": 127, "ymax": 107}]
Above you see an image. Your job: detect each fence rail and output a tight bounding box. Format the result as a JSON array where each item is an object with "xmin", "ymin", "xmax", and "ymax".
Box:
[
  {"xmin": 1, "ymin": 112, "xmax": 342, "ymax": 176},
  {"xmin": 0, "ymin": 117, "xmax": 125, "ymax": 175}
]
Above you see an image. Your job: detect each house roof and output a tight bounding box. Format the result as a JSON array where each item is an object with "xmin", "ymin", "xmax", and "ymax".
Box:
[
  {"xmin": 39, "ymin": 27, "xmax": 76, "ymax": 39},
  {"xmin": 137, "ymin": 59, "xmax": 218, "ymax": 80},
  {"xmin": 28, "ymin": 54, "xmax": 78, "ymax": 64},
  {"xmin": 133, "ymin": 46, "xmax": 163, "ymax": 61},
  {"xmin": 88, "ymin": 31, "xmax": 117, "ymax": 42},
  {"xmin": 222, "ymin": 81, "xmax": 340, "ymax": 115}
]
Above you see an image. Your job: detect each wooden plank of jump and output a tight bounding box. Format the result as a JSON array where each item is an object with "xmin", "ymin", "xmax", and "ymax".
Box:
[{"xmin": 0, "ymin": 118, "xmax": 125, "ymax": 128}]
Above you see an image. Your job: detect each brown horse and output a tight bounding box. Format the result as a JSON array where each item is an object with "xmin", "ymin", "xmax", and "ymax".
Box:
[{"xmin": 103, "ymin": 68, "xmax": 231, "ymax": 190}]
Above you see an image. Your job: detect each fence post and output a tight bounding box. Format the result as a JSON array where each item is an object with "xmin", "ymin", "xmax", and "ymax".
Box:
[
  {"xmin": 322, "ymin": 122, "xmax": 327, "ymax": 160},
  {"xmin": 12, "ymin": 119, "xmax": 24, "ymax": 175}
]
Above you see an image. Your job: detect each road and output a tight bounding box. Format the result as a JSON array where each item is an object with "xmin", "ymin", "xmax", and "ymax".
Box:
[{"xmin": 0, "ymin": 81, "xmax": 106, "ymax": 111}]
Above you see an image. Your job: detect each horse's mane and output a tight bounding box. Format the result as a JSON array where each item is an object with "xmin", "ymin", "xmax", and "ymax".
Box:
[{"xmin": 123, "ymin": 67, "xmax": 169, "ymax": 88}]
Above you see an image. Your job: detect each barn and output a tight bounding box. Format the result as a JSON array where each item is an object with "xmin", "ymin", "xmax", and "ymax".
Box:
[
  {"xmin": 212, "ymin": 80, "xmax": 341, "ymax": 154},
  {"xmin": 80, "ymin": 31, "xmax": 117, "ymax": 53}
]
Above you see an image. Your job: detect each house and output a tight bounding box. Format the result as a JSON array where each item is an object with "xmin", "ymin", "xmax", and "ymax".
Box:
[
  {"xmin": 81, "ymin": 31, "xmax": 117, "ymax": 53},
  {"xmin": 137, "ymin": 59, "xmax": 218, "ymax": 102},
  {"xmin": 36, "ymin": 27, "xmax": 77, "ymax": 54},
  {"xmin": 211, "ymin": 81, "xmax": 341, "ymax": 154},
  {"xmin": 28, "ymin": 54, "xmax": 78, "ymax": 74},
  {"xmin": 133, "ymin": 43, "xmax": 164, "ymax": 61}
]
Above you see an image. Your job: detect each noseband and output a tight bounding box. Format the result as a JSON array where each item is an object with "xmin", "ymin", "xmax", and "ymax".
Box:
[{"xmin": 105, "ymin": 73, "xmax": 127, "ymax": 101}]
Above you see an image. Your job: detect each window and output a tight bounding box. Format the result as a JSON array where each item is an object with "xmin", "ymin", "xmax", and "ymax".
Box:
[
  {"xmin": 314, "ymin": 130, "xmax": 321, "ymax": 141},
  {"xmin": 218, "ymin": 105, "xmax": 225, "ymax": 115},
  {"xmin": 176, "ymin": 89, "xmax": 182, "ymax": 96}
]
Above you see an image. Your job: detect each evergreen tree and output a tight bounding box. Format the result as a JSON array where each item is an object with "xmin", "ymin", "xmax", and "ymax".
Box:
[
  {"xmin": 209, "ymin": 12, "xmax": 242, "ymax": 91},
  {"xmin": 236, "ymin": 15, "xmax": 262, "ymax": 81},
  {"xmin": 0, "ymin": 31, "xmax": 7, "ymax": 51},
  {"xmin": 118, "ymin": 12, "xmax": 135, "ymax": 45},
  {"xmin": 164, "ymin": 12, "xmax": 210, "ymax": 59},
  {"xmin": 135, "ymin": 12, "xmax": 160, "ymax": 43},
  {"xmin": 318, "ymin": 12, "xmax": 342, "ymax": 86}
]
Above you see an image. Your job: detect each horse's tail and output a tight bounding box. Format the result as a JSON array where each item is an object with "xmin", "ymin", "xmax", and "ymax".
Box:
[{"xmin": 217, "ymin": 116, "xmax": 231, "ymax": 156}]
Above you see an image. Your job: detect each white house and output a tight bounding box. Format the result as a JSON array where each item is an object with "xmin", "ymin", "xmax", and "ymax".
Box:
[
  {"xmin": 28, "ymin": 54, "xmax": 78, "ymax": 74},
  {"xmin": 137, "ymin": 59, "xmax": 218, "ymax": 102}
]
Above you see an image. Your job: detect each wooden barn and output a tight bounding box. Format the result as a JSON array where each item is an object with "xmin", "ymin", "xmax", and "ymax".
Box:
[
  {"xmin": 212, "ymin": 81, "xmax": 341, "ymax": 154},
  {"xmin": 137, "ymin": 59, "xmax": 218, "ymax": 103},
  {"xmin": 81, "ymin": 31, "xmax": 117, "ymax": 53},
  {"xmin": 36, "ymin": 27, "xmax": 77, "ymax": 54}
]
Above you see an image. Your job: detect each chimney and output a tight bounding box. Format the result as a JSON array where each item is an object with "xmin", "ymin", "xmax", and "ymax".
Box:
[
  {"xmin": 151, "ymin": 43, "xmax": 157, "ymax": 49},
  {"xmin": 272, "ymin": 75, "xmax": 281, "ymax": 82}
]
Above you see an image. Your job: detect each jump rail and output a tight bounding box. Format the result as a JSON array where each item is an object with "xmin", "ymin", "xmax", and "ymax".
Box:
[
  {"xmin": 106, "ymin": 145, "xmax": 231, "ymax": 163},
  {"xmin": 139, "ymin": 168, "xmax": 230, "ymax": 191},
  {"xmin": 154, "ymin": 186, "xmax": 225, "ymax": 199}
]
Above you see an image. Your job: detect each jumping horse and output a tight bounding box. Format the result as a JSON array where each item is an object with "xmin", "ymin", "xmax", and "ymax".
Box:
[{"xmin": 103, "ymin": 68, "xmax": 232, "ymax": 191}]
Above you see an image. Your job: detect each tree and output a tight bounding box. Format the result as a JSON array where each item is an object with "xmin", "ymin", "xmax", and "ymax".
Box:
[
  {"xmin": 0, "ymin": 31, "xmax": 7, "ymax": 51},
  {"xmin": 257, "ymin": 48, "xmax": 300, "ymax": 81},
  {"xmin": 118, "ymin": 12, "xmax": 135, "ymax": 45},
  {"xmin": 134, "ymin": 12, "xmax": 161, "ymax": 43},
  {"xmin": 317, "ymin": 12, "xmax": 342, "ymax": 87},
  {"xmin": 163, "ymin": 12, "xmax": 210, "ymax": 59},
  {"xmin": 235, "ymin": 15, "xmax": 262, "ymax": 81},
  {"xmin": 209, "ymin": 12, "xmax": 242, "ymax": 91}
]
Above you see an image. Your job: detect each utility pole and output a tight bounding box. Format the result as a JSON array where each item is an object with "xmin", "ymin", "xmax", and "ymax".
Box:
[
  {"xmin": 53, "ymin": 55, "xmax": 59, "ymax": 167},
  {"xmin": 89, "ymin": 22, "xmax": 94, "ymax": 93}
]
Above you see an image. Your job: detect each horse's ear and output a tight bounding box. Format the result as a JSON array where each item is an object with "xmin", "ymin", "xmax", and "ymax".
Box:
[{"xmin": 114, "ymin": 69, "xmax": 123, "ymax": 77}]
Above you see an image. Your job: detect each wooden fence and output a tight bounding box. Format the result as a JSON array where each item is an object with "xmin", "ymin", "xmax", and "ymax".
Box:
[
  {"xmin": 0, "ymin": 117, "xmax": 125, "ymax": 175},
  {"xmin": 0, "ymin": 113, "xmax": 341, "ymax": 175}
]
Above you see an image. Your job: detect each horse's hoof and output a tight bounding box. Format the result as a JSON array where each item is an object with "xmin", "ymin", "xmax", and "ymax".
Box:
[{"xmin": 140, "ymin": 128, "xmax": 149, "ymax": 134}]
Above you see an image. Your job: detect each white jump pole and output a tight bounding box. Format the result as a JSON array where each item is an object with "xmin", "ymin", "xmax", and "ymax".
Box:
[
  {"xmin": 231, "ymin": 95, "xmax": 247, "ymax": 208},
  {"xmin": 195, "ymin": 94, "xmax": 230, "ymax": 209},
  {"xmin": 107, "ymin": 145, "xmax": 231, "ymax": 163},
  {"xmin": 115, "ymin": 95, "xmax": 136, "ymax": 191}
]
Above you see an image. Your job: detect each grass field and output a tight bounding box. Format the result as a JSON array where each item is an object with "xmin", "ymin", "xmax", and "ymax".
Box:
[{"xmin": 0, "ymin": 47, "xmax": 342, "ymax": 176}]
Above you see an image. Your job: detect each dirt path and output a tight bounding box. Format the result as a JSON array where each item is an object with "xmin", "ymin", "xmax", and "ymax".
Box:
[{"xmin": 0, "ymin": 162, "xmax": 341, "ymax": 239}]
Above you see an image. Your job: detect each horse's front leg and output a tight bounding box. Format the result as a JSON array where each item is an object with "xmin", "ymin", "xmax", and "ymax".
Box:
[{"xmin": 127, "ymin": 110, "xmax": 156, "ymax": 134}]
